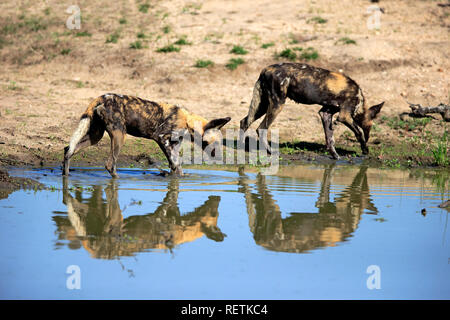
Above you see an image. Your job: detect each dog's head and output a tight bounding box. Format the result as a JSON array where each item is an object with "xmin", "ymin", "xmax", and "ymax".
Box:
[{"xmin": 355, "ymin": 102, "xmax": 384, "ymax": 143}]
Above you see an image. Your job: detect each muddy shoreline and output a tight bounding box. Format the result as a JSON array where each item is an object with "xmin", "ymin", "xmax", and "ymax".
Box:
[
  {"xmin": 0, "ymin": 148, "xmax": 446, "ymax": 196},
  {"xmin": 0, "ymin": 167, "xmax": 44, "ymax": 200}
]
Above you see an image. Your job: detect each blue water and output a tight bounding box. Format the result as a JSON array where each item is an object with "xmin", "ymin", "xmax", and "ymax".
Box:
[{"xmin": 0, "ymin": 165, "xmax": 448, "ymax": 299}]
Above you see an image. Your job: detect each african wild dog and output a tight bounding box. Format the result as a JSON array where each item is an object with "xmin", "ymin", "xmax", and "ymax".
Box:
[
  {"xmin": 63, "ymin": 93, "xmax": 231, "ymax": 177},
  {"xmin": 240, "ymin": 63, "xmax": 384, "ymax": 159}
]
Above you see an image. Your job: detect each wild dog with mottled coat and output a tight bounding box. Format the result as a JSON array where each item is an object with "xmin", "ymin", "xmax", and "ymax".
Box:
[
  {"xmin": 63, "ymin": 93, "xmax": 231, "ymax": 177},
  {"xmin": 240, "ymin": 63, "xmax": 384, "ymax": 159}
]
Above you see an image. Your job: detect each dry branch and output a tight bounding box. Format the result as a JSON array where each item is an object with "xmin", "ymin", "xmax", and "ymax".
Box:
[{"xmin": 405, "ymin": 102, "xmax": 450, "ymax": 122}]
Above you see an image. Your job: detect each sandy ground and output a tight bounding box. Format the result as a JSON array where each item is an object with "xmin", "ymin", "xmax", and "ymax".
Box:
[{"xmin": 0, "ymin": 0, "xmax": 448, "ymax": 167}]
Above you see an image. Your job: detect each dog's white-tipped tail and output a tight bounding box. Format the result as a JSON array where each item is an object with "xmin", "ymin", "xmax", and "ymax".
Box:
[{"xmin": 67, "ymin": 117, "xmax": 91, "ymax": 155}]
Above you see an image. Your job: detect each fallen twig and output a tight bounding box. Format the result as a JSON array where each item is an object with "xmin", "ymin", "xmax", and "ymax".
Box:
[{"xmin": 405, "ymin": 102, "xmax": 450, "ymax": 122}]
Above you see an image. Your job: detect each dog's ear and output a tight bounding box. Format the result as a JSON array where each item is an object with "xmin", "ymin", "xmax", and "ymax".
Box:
[
  {"xmin": 203, "ymin": 117, "xmax": 231, "ymax": 131},
  {"xmin": 369, "ymin": 102, "xmax": 384, "ymax": 119}
]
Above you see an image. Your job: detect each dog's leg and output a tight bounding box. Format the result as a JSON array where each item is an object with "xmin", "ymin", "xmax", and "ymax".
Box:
[
  {"xmin": 167, "ymin": 140, "xmax": 184, "ymax": 176},
  {"xmin": 337, "ymin": 109, "xmax": 368, "ymax": 155},
  {"xmin": 157, "ymin": 140, "xmax": 184, "ymax": 176},
  {"xmin": 63, "ymin": 146, "xmax": 71, "ymax": 176},
  {"xmin": 342, "ymin": 121, "xmax": 368, "ymax": 155},
  {"xmin": 257, "ymin": 97, "xmax": 283, "ymax": 154},
  {"xmin": 319, "ymin": 109, "xmax": 339, "ymax": 159},
  {"xmin": 105, "ymin": 130, "xmax": 125, "ymax": 178}
]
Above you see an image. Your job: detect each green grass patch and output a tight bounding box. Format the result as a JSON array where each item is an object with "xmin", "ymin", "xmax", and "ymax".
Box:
[
  {"xmin": 230, "ymin": 45, "xmax": 248, "ymax": 55},
  {"xmin": 298, "ymin": 47, "xmax": 319, "ymax": 60},
  {"xmin": 431, "ymin": 131, "xmax": 449, "ymax": 166},
  {"xmin": 277, "ymin": 48, "xmax": 297, "ymax": 61},
  {"xmin": 1, "ymin": 24, "xmax": 17, "ymax": 35},
  {"xmin": 7, "ymin": 81, "xmax": 20, "ymax": 91},
  {"xmin": 119, "ymin": 18, "xmax": 127, "ymax": 24},
  {"xmin": 0, "ymin": 36, "xmax": 8, "ymax": 49},
  {"xmin": 156, "ymin": 44, "xmax": 180, "ymax": 53},
  {"xmin": 138, "ymin": 3, "xmax": 151, "ymax": 13},
  {"xmin": 2, "ymin": 16, "xmax": 49, "ymax": 34},
  {"xmin": 60, "ymin": 48, "xmax": 71, "ymax": 55},
  {"xmin": 181, "ymin": 3, "xmax": 202, "ymax": 15},
  {"xmin": 162, "ymin": 25, "xmax": 171, "ymax": 34},
  {"xmin": 194, "ymin": 59, "xmax": 214, "ymax": 68},
  {"xmin": 24, "ymin": 16, "xmax": 48, "ymax": 32},
  {"xmin": 226, "ymin": 58, "xmax": 245, "ymax": 70},
  {"xmin": 308, "ymin": 16, "xmax": 328, "ymax": 24},
  {"xmin": 106, "ymin": 32, "xmax": 120, "ymax": 43},
  {"xmin": 75, "ymin": 31, "xmax": 91, "ymax": 37},
  {"xmin": 381, "ymin": 116, "xmax": 431, "ymax": 131},
  {"xmin": 129, "ymin": 40, "xmax": 144, "ymax": 49},
  {"xmin": 336, "ymin": 37, "xmax": 357, "ymax": 45},
  {"xmin": 137, "ymin": 32, "xmax": 146, "ymax": 39},
  {"xmin": 173, "ymin": 37, "xmax": 192, "ymax": 45},
  {"xmin": 261, "ymin": 42, "xmax": 274, "ymax": 49}
]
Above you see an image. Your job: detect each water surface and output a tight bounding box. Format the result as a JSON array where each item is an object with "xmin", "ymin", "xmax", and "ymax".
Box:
[{"xmin": 0, "ymin": 165, "xmax": 448, "ymax": 299}]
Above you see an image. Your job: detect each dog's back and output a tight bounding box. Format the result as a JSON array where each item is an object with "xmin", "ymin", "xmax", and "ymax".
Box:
[
  {"xmin": 259, "ymin": 63, "xmax": 363, "ymax": 111},
  {"xmin": 94, "ymin": 94, "xmax": 182, "ymax": 138}
]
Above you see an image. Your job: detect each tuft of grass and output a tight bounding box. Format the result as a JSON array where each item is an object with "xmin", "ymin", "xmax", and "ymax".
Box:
[
  {"xmin": 225, "ymin": 58, "xmax": 245, "ymax": 70},
  {"xmin": 173, "ymin": 37, "xmax": 191, "ymax": 45},
  {"xmin": 288, "ymin": 34, "xmax": 299, "ymax": 44},
  {"xmin": 60, "ymin": 48, "xmax": 71, "ymax": 55},
  {"xmin": 2, "ymin": 23, "xmax": 19, "ymax": 35},
  {"xmin": 106, "ymin": 32, "xmax": 120, "ymax": 43},
  {"xmin": 336, "ymin": 37, "xmax": 357, "ymax": 45},
  {"xmin": 156, "ymin": 44, "xmax": 180, "ymax": 53},
  {"xmin": 308, "ymin": 16, "xmax": 328, "ymax": 24},
  {"xmin": 119, "ymin": 18, "xmax": 127, "ymax": 24},
  {"xmin": 138, "ymin": 3, "xmax": 150, "ymax": 13},
  {"xmin": 230, "ymin": 45, "xmax": 248, "ymax": 55},
  {"xmin": 75, "ymin": 31, "xmax": 91, "ymax": 37},
  {"xmin": 431, "ymin": 131, "xmax": 449, "ymax": 166},
  {"xmin": 261, "ymin": 42, "xmax": 274, "ymax": 49},
  {"xmin": 277, "ymin": 48, "xmax": 296, "ymax": 61},
  {"xmin": 381, "ymin": 116, "xmax": 431, "ymax": 131},
  {"xmin": 24, "ymin": 16, "xmax": 48, "ymax": 32},
  {"xmin": 137, "ymin": 32, "xmax": 146, "ymax": 39},
  {"xmin": 299, "ymin": 47, "xmax": 319, "ymax": 60},
  {"xmin": 0, "ymin": 36, "xmax": 7, "ymax": 49},
  {"xmin": 194, "ymin": 59, "xmax": 214, "ymax": 68},
  {"xmin": 7, "ymin": 81, "xmax": 20, "ymax": 91},
  {"xmin": 129, "ymin": 40, "xmax": 143, "ymax": 49},
  {"xmin": 182, "ymin": 3, "xmax": 202, "ymax": 15},
  {"xmin": 162, "ymin": 25, "xmax": 171, "ymax": 34}
]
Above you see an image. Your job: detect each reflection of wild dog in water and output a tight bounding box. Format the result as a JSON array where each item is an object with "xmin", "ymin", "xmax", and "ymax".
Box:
[
  {"xmin": 63, "ymin": 93, "xmax": 231, "ymax": 177},
  {"xmin": 237, "ymin": 165, "xmax": 378, "ymax": 253},
  {"xmin": 59, "ymin": 178, "xmax": 225, "ymax": 259},
  {"xmin": 240, "ymin": 63, "xmax": 385, "ymax": 159}
]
